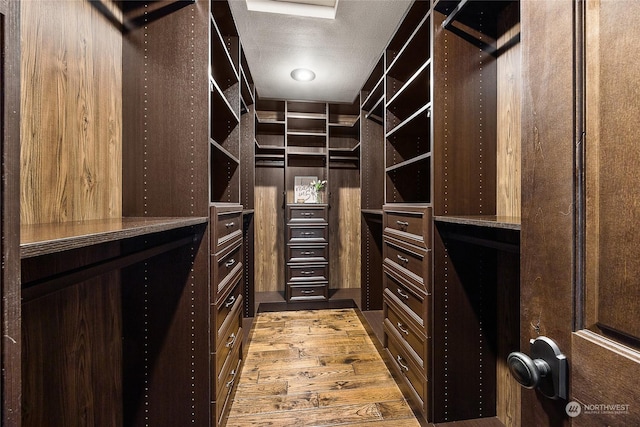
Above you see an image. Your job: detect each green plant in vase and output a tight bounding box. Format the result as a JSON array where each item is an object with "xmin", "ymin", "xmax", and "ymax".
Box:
[{"xmin": 310, "ymin": 180, "xmax": 327, "ymax": 203}]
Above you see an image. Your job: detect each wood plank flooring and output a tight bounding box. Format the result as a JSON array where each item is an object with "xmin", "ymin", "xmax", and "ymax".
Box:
[{"xmin": 226, "ymin": 308, "xmax": 421, "ymax": 426}]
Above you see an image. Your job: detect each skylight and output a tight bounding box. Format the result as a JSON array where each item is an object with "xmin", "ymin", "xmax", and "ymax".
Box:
[{"xmin": 245, "ymin": 0, "xmax": 339, "ymax": 19}]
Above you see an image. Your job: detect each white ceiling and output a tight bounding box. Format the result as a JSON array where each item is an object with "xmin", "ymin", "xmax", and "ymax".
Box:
[{"xmin": 227, "ymin": 0, "xmax": 413, "ymax": 103}]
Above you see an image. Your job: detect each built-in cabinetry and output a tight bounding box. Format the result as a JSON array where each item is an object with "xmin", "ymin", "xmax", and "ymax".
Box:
[
  {"xmin": 378, "ymin": 1, "xmax": 433, "ymax": 421},
  {"xmin": 363, "ymin": 0, "xmax": 522, "ymax": 425},
  {"xmin": 286, "ymin": 205, "xmax": 330, "ymax": 301},
  {"xmin": 254, "ymin": 99, "xmax": 360, "ymax": 303},
  {"xmin": 360, "ymin": 57, "xmax": 385, "ymax": 311},
  {"xmin": 12, "ymin": 0, "xmax": 253, "ymax": 425},
  {"xmin": 210, "ymin": 0, "xmax": 255, "ymax": 421},
  {"xmin": 382, "ymin": 205, "xmax": 432, "ymax": 417}
]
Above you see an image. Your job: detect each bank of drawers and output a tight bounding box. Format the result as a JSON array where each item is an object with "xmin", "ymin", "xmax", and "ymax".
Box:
[
  {"xmin": 286, "ymin": 204, "xmax": 329, "ymax": 302},
  {"xmin": 382, "ymin": 204, "xmax": 431, "ymax": 418},
  {"xmin": 210, "ymin": 204, "xmax": 244, "ymax": 425}
]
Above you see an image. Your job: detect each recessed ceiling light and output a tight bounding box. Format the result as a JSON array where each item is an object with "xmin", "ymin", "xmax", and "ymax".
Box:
[{"xmin": 290, "ymin": 68, "xmax": 316, "ymax": 82}]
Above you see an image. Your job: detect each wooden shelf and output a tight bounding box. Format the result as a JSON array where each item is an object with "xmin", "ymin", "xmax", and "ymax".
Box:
[
  {"xmin": 211, "ymin": 139, "xmax": 240, "ymax": 165},
  {"xmin": 361, "ymin": 209, "xmax": 384, "ymax": 216},
  {"xmin": 362, "ymin": 76, "xmax": 384, "ymax": 112},
  {"xmin": 211, "ymin": 77, "xmax": 240, "ymax": 125},
  {"xmin": 210, "ymin": 14, "xmax": 239, "ymax": 86},
  {"xmin": 21, "ymin": 217, "xmax": 208, "ymax": 259},
  {"xmin": 385, "ymin": 152, "xmax": 431, "ymax": 172},
  {"xmin": 434, "ymin": 215, "xmax": 521, "ymax": 231}
]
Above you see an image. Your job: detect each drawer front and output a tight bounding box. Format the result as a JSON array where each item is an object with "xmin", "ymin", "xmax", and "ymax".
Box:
[
  {"xmin": 214, "ymin": 331, "xmax": 242, "ymax": 424},
  {"xmin": 385, "ymin": 301, "xmax": 427, "ymax": 367},
  {"xmin": 212, "ymin": 240, "xmax": 243, "ymax": 299},
  {"xmin": 287, "ymin": 225, "xmax": 328, "ymax": 243},
  {"xmin": 385, "ymin": 328, "xmax": 427, "ymax": 405},
  {"xmin": 214, "ymin": 279, "xmax": 243, "ymax": 335},
  {"xmin": 215, "ymin": 356, "xmax": 241, "ymax": 425},
  {"xmin": 383, "ymin": 206, "xmax": 431, "ymax": 249},
  {"xmin": 384, "ymin": 266, "xmax": 427, "ymax": 326},
  {"xmin": 288, "ymin": 283, "xmax": 328, "ymax": 301},
  {"xmin": 215, "ymin": 305, "xmax": 242, "ymax": 372},
  {"xmin": 287, "ymin": 244, "xmax": 328, "ymax": 263},
  {"xmin": 211, "ymin": 206, "xmax": 242, "ymax": 253},
  {"xmin": 213, "ymin": 293, "xmax": 243, "ymax": 350},
  {"xmin": 287, "ymin": 205, "xmax": 328, "ymax": 223},
  {"xmin": 383, "ymin": 236, "xmax": 430, "ymax": 291},
  {"xmin": 287, "ymin": 263, "xmax": 328, "ymax": 283}
]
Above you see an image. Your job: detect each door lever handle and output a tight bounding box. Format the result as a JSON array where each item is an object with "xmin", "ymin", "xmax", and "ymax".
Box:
[{"xmin": 507, "ymin": 336, "xmax": 567, "ymax": 400}]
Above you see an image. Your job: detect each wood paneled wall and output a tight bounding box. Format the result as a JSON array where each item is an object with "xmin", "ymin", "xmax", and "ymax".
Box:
[
  {"xmin": 254, "ymin": 175, "xmax": 285, "ymax": 293},
  {"xmin": 20, "ymin": 0, "xmax": 122, "ymax": 225},
  {"xmin": 329, "ymin": 179, "xmax": 361, "ymax": 289}
]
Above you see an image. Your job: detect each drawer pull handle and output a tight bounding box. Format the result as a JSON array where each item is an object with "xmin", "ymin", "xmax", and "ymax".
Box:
[
  {"xmin": 225, "ymin": 369, "xmax": 237, "ymax": 388},
  {"xmin": 301, "ymin": 251, "xmax": 316, "ymax": 256},
  {"xmin": 396, "ymin": 220, "xmax": 409, "ymax": 228},
  {"xmin": 300, "ymin": 232, "xmax": 315, "ymax": 236},
  {"xmin": 225, "ymin": 221, "xmax": 236, "ymax": 228},
  {"xmin": 396, "ymin": 254, "xmax": 409, "ymax": 264},
  {"xmin": 396, "ymin": 322, "xmax": 409, "ymax": 335},
  {"xmin": 225, "ymin": 258, "xmax": 236, "ymax": 268},
  {"xmin": 225, "ymin": 295, "xmax": 236, "ymax": 308},
  {"xmin": 301, "ymin": 289, "xmax": 315, "ymax": 295},
  {"xmin": 397, "ymin": 288, "xmax": 410, "ymax": 299},
  {"xmin": 397, "ymin": 355, "xmax": 409, "ymax": 372},
  {"xmin": 300, "ymin": 212, "xmax": 314, "ymax": 217},
  {"xmin": 300, "ymin": 270, "xmax": 315, "ymax": 275},
  {"xmin": 225, "ymin": 333, "xmax": 237, "ymax": 348}
]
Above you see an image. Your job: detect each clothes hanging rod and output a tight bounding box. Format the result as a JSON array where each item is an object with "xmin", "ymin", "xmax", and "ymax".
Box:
[{"xmin": 441, "ymin": 0, "xmax": 469, "ymax": 29}]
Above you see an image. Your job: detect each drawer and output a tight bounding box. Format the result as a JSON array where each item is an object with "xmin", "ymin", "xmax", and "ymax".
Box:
[
  {"xmin": 384, "ymin": 265, "xmax": 428, "ymax": 326},
  {"xmin": 215, "ymin": 304, "xmax": 242, "ymax": 372},
  {"xmin": 383, "ymin": 205, "xmax": 431, "ymax": 249},
  {"xmin": 287, "ymin": 244, "xmax": 328, "ymax": 263},
  {"xmin": 210, "ymin": 205, "xmax": 243, "ymax": 253},
  {"xmin": 287, "ymin": 205, "xmax": 328, "ymax": 223},
  {"xmin": 384, "ymin": 299, "xmax": 428, "ymax": 368},
  {"xmin": 288, "ymin": 283, "xmax": 328, "ymax": 301},
  {"xmin": 212, "ymin": 239, "xmax": 243, "ymax": 300},
  {"xmin": 214, "ymin": 329, "xmax": 242, "ymax": 424},
  {"xmin": 287, "ymin": 224, "xmax": 328, "ymax": 243},
  {"xmin": 213, "ymin": 278, "xmax": 243, "ymax": 336},
  {"xmin": 287, "ymin": 263, "xmax": 328, "ymax": 283},
  {"xmin": 212, "ymin": 292, "xmax": 243, "ymax": 351},
  {"xmin": 383, "ymin": 236, "xmax": 431, "ymax": 292},
  {"xmin": 385, "ymin": 327, "xmax": 427, "ymax": 406}
]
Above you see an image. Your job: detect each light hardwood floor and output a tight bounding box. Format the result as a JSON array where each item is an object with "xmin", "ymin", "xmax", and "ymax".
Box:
[{"xmin": 226, "ymin": 308, "xmax": 421, "ymax": 426}]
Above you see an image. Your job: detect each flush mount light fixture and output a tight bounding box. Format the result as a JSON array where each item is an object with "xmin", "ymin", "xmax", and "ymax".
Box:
[
  {"xmin": 290, "ymin": 68, "xmax": 316, "ymax": 82},
  {"xmin": 246, "ymin": 0, "xmax": 338, "ymax": 19}
]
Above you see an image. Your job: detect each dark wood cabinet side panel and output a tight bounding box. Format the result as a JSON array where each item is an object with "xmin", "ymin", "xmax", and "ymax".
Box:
[
  {"xmin": 122, "ymin": 236, "xmax": 209, "ymax": 426},
  {"xmin": 361, "ymin": 115, "xmax": 384, "ymax": 210},
  {"xmin": 432, "ymin": 227, "xmax": 498, "ymax": 422},
  {"xmin": 432, "ymin": 10, "xmax": 498, "ymax": 217},
  {"xmin": 361, "ymin": 216, "xmax": 383, "ymax": 311},
  {"xmin": 122, "ymin": 0, "xmax": 209, "ymax": 218},
  {"xmin": 22, "ymin": 272, "xmax": 123, "ymax": 427},
  {"xmin": 2, "ymin": 0, "xmax": 22, "ymax": 423},
  {"xmin": 520, "ymin": 1, "xmax": 575, "ymax": 425}
]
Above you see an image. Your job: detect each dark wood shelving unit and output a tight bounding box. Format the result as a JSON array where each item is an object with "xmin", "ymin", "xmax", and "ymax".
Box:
[{"xmin": 360, "ymin": 56, "xmax": 386, "ymax": 312}]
